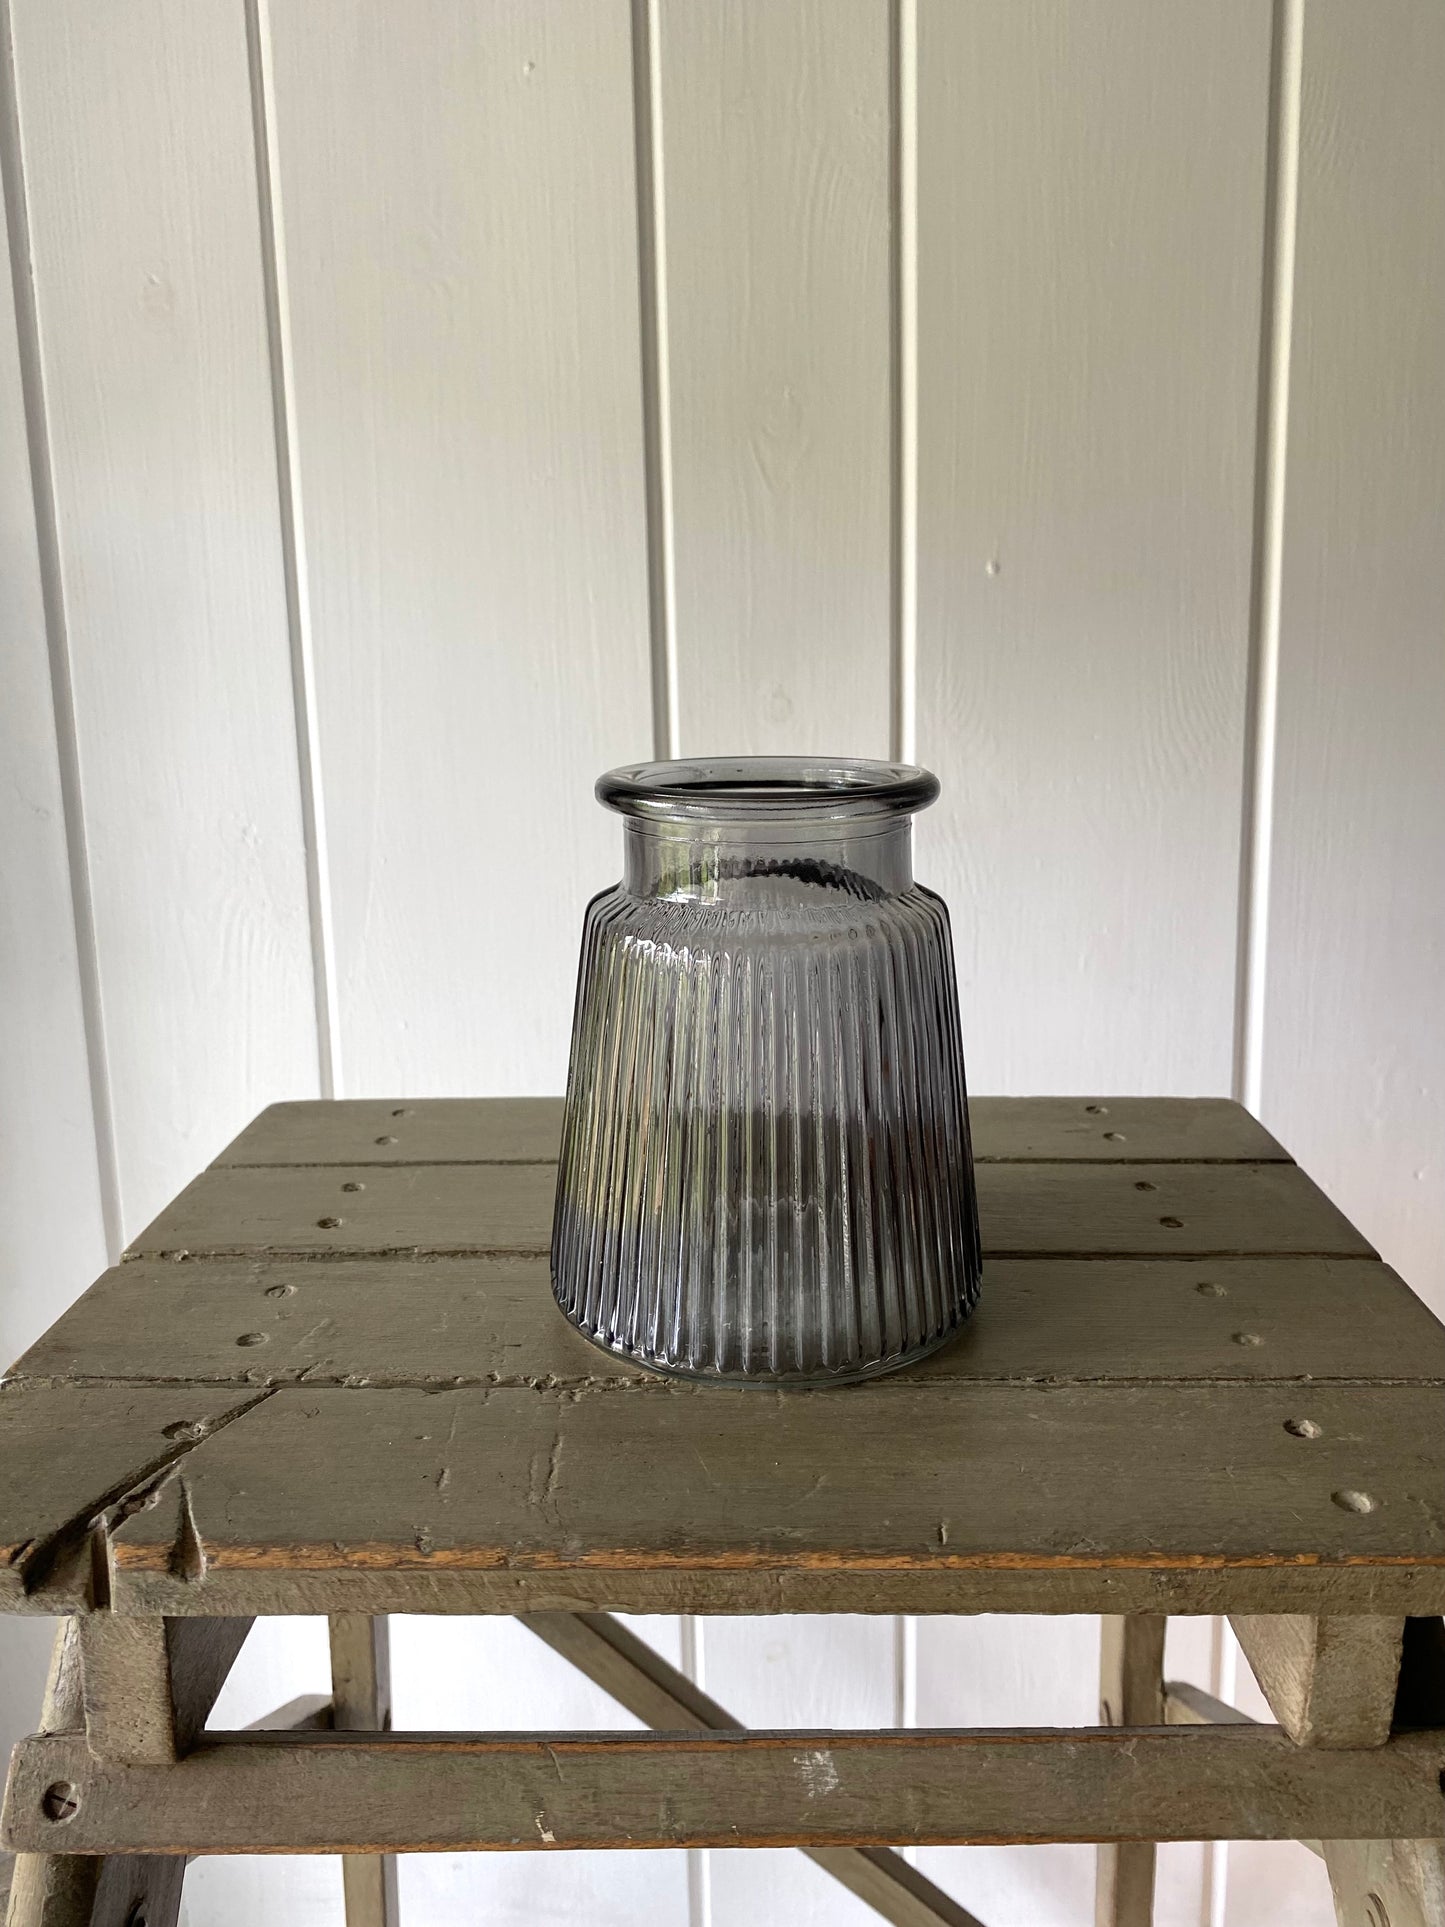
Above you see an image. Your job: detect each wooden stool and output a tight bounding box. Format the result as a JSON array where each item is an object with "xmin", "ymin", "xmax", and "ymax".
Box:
[{"xmin": 2, "ymin": 1097, "xmax": 1443, "ymax": 1927}]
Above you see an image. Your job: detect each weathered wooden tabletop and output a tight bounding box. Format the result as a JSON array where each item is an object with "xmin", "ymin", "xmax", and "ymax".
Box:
[{"xmin": 5, "ymin": 1097, "xmax": 1445, "ymax": 1621}]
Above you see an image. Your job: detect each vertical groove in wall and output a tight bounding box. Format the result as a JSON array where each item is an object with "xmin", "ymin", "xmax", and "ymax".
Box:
[
  {"xmin": 1215, "ymin": 8, "xmax": 1304, "ymax": 1923},
  {"xmin": 631, "ymin": 0, "xmax": 678, "ymax": 761},
  {"xmin": 0, "ymin": 2, "xmax": 124, "ymax": 1260},
  {"xmin": 888, "ymin": 0, "xmax": 918, "ymax": 766},
  {"xmin": 1232, "ymin": 0, "xmax": 1304, "ymax": 1119},
  {"xmin": 244, "ymin": 0, "xmax": 341, "ymax": 1100}
]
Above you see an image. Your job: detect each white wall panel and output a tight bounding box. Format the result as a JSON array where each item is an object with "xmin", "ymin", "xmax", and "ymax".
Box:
[
  {"xmin": 1259, "ymin": 0, "xmax": 1445, "ymax": 1323},
  {"xmin": 9, "ymin": 0, "xmax": 319, "ymax": 1240},
  {"xmin": 659, "ymin": 0, "xmax": 893, "ymax": 756},
  {"xmin": 264, "ymin": 0, "xmax": 654, "ymax": 1102},
  {"xmin": 913, "ymin": 0, "xmax": 1272, "ymax": 1098}
]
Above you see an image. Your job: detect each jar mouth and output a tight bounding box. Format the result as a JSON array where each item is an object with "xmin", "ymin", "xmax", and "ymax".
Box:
[{"xmin": 597, "ymin": 757, "xmax": 940, "ymax": 823}]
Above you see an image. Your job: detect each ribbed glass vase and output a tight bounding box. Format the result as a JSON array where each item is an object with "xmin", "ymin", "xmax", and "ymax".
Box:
[{"xmin": 551, "ymin": 758, "xmax": 981, "ymax": 1384}]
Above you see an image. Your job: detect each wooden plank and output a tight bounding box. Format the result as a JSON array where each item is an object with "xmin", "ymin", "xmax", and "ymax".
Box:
[
  {"xmin": 914, "ymin": 0, "xmax": 1272, "ymax": 1097},
  {"xmin": 1230, "ymin": 1614, "xmax": 1404, "ymax": 1748},
  {"xmin": 1325, "ymin": 1838, "xmax": 1445, "ymax": 1927},
  {"xmin": 15, "ymin": 1254, "xmax": 1442, "ymax": 1394},
  {"xmin": 244, "ymin": 1693, "xmax": 333, "ymax": 1733},
  {"xmin": 262, "ymin": 0, "xmax": 651, "ymax": 1100},
  {"xmin": 525, "ymin": 1614, "xmax": 986, "ymax": 1927},
  {"xmin": 7, "ymin": 1726, "xmax": 1445, "ymax": 1855},
  {"xmin": 1095, "ymin": 1617, "xmax": 1165, "ymax": 1926},
  {"xmin": 213, "ymin": 1096, "xmax": 1289, "ymax": 1169},
  {"xmin": 656, "ymin": 0, "xmax": 891, "ymax": 756},
  {"xmin": 125, "ymin": 1159, "xmax": 1370, "ymax": 1262},
  {"xmin": 99, "ymin": 1381, "xmax": 1445, "ymax": 1618},
  {"xmin": 1262, "ymin": 0, "xmax": 1445, "ymax": 1319},
  {"xmin": 8, "ymin": 0, "xmax": 319, "ymax": 1239},
  {"xmin": 0, "ymin": 1384, "xmax": 269, "ymax": 1611},
  {"xmin": 328, "ymin": 1615, "xmax": 398, "ymax": 1927}
]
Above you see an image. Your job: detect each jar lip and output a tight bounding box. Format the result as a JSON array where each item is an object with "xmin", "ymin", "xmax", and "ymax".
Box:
[{"xmin": 598, "ymin": 757, "xmax": 940, "ymax": 823}]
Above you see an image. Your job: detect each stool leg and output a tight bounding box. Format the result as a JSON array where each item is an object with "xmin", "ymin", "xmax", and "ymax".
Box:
[
  {"xmin": 4, "ymin": 1621, "xmax": 187, "ymax": 1927},
  {"xmin": 1094, "ymin": 1614, "xmax": 1166, "ymax": 1927},
  {"xmin": 329, "ymin": 1614, "xmax": 399, "ymax": 1927}
]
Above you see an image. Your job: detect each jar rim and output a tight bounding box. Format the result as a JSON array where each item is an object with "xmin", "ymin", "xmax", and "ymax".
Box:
[{"xmin": 597, "ymin": 757, "xmax": 940, "ymax": 822}]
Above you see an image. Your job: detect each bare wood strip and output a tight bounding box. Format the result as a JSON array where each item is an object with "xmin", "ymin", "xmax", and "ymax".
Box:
[
  {"xmin": 14, "ymin": 1254, "xmax": 1443, "ymax": 1396},
  {"xmin": 126, "ymin": 1158, "xmax": 1369, "ymax": 1263},
  {"xmin": 1230, "ymin": 1614, "xmax": 1405, "ymax": 1747},
  {"xmin": 1095, "ymin": 1616, "xmax": 1165, "ymax": 1926},
  {"xmin": 525, "ymin": 1613, "xmax": 987, "ymax": 1927},
  {"xmin": 213, "ymin": 1096, "xmax": 1289, "ymax": 1168},
  {"xmin": 328, "ymin": 1616, "xmax": 397, "ymax": 1927},
  {"xmin": 6, "ymin": 1727, "xmax": 1445, "ymax": 1855}
]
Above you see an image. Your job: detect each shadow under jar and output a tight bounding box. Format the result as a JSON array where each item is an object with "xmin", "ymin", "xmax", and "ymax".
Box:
[{"xmin": 551, "ymin": 758, "xmax": 982, "ymax": 1385}]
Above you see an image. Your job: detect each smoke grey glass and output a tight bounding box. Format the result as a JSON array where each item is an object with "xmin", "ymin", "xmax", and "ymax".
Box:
[{"xmin": 550, "ymin": 758, "xmax": 981, "ymax": 1384}]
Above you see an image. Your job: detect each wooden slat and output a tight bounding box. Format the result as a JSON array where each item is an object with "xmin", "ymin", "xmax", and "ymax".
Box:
[
  {"xmin": 1095, "ymin": 1617, "xmax": 1165, "ymax": 1926},
  {"xmin": 214, "ymin": 1096, "xmax": 1288, "ymax": 1169},
  {"xmin": 13, "ymin": 1254, "xmax": 1442, "ymax": 1394},
  {"xmin": 0, "ymin": 1385, "xmax": 269, "ymax": 1611},
  {"xmin": 244, "ymin": 1694, "xmax": 333, "ymax": 1733},
  {"xmin": 94, "ymin": 1381, "xmax": 1445, "ymax": 1618},
  {"xmin": 77, "ymin": 1618, "xmax": 252, "ymax": 1765},
  {"xmin": 7, "ymin": 1726, "xmax": 1445, "ymax": 1855},
  {"xmin": 126, "ymin": 1159, "xmax": 1369, "ymax": 1262},
  {"xmin": 328, "ymin": 1614, "xmax": 398, "ymax": 1927},
  {"xmin": 1231, "ymin": 1613, "xmax": 1405, "ymax": 1748},
  {"xmin": 526, "ymin": 1614, "xmax": 986, "ymax": 1927}
]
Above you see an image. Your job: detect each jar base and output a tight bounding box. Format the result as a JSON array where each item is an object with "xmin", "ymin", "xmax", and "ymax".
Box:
[{"xmin": 550, "ymin": 1291, "xmax": 981, "ymax": 1389}]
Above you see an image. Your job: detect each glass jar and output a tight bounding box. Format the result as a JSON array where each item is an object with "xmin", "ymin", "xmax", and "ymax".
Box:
[{"xmin": 551, "ymin": 758, "xmax": 981, "ymax": 1384}]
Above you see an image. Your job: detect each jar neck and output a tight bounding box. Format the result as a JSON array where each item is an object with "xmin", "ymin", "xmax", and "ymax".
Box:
[{"xmin": 623, "ymin": 817, "xmax": 914, "ymax": 901}]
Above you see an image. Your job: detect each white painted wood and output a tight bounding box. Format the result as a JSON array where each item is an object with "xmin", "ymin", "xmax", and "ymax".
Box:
[
  {"xmin": 913, "ymin": 0, "xmax": 1273, "ymax": 1098},
  {"xmin": 261, "ymin": 0, "xmax": 653, "ymax": 1101},
  {"xmin": 7, "ymin": 0, "xmax": 320, "ymax": 1242},
  {"xmin": 658, "ymin": 0, "xmax": 892, "ymax": 757},
  {"xmin": 1259, "ymin": 0, "xmax": 1445, "ymax": 1329}
]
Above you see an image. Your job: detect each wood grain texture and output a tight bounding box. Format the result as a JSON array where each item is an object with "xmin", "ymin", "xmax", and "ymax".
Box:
[
  {"xmin": 1260, "ymin": 0, "xmax": 1445, "ymax": 1324},
  {"xmin": 94, "ymin": 1380, "xmax": 1445, "ymax": 1617},
  {"xmin": 7, "ymin": 0, "xmax": 319, "ymax": 1240},
  {"xmin": 262, "ymin": 0, "xmax": 651, "ymax": 1099},
  {"xmin": 913, "ymin": 0, "xmax": 1272, "ymax": 1095},
  {"xmin": 14, "ymin": 1255, "xmax": 1445, "ymax": 1395},
  {"xmin": 1230, "ymin": 1614, "xmax": 1404, "ymax": 1749},
  {"xmin": 8, "ymin": 1727, "xmax": 1445, "ymax": 1856},
  {"xmin": 328, "ymin": 1615, "xmax": 399, "ymax": 1925},
  {"xmin": 125, "ymin": 1157, "xmax": 1370, "ymax": 1261},
  {"xmin": 656, "ymin": 0, "xmax": 891, "ymax": 756},
  {"xmin": 214, "ymin": 1094, "xmax": 1288, "ymax": 1168}
]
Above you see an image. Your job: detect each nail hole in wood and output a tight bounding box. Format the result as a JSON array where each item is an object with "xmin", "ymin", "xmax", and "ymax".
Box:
[
  {"xmin": 162, "ymin": 1420, "xmax": 204, "ymax": 1441},
  {"xmin": 1084, "ymin": 1104, "xmax": 1106, "ymax": 1114},
  {"xmin": 391, "ymin": 1106, "xmax": 412, "ymax": 1117},
  {"xmin": 264, "ymin": 1283, "xmax": 293, "ymax": 1299},
  {"xmin": 1134, "ymin": 1180, "xmax": 1157, "ymax": 1192},
  {"xmin": 341, "ymin": 1181, "xmax": 364, "ymax": 1193},
  {"xmin": 41, "ymin": 1781, "xmax": 79, "ymax": 1822},
  {"xmin": 1195, "ymin": 1281, "xmax": 1225, "ymax": 1296},
  {"xmin": 1284, "ymin": 1417, "xmax": 1322, "ymax": 1438},
  {"xmin": 1102, "ymin": 1130, "xmax": 1125, "ymax": 1141},
  {"xmin": 1332, "ymin": 1488, "xmax": 1377, "ymax": 1513},
  {"xmin": 316, "ymin": 1216, "xmax": 342, "ymax": 1229},
  {"xmin": 125, "ymin": 1908, "xmax": 149, "ymax": 1927},
  {"xmin": 1232, "ymin": 1331, "xmax": 1263, "ymax": 1347},
  {"xmin": 1159, "ymin": 1216, "xmax": 1184, "ymax": 1228},
  {"xmin": 375, "ymin": 1135, "xmax": 397, "ymax": 1146},
  {"xmin": 236, "ymin": 1332, "xmax": 269, "ymax": 1348}
]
